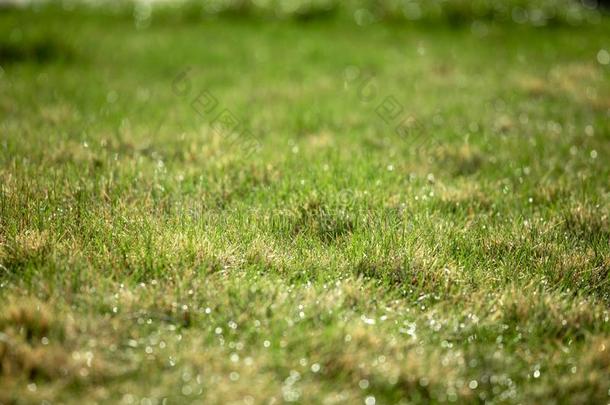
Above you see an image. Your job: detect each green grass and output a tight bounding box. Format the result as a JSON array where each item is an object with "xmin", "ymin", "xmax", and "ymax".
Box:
[{"xmin": 1, "ymin": 2, "xmax": 609, "ymax": 403}]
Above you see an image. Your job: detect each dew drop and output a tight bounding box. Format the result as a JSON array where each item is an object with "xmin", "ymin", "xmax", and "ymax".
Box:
[{"xmin": 597, "ymin": 49, "xmax": 610, "ymax": 65}]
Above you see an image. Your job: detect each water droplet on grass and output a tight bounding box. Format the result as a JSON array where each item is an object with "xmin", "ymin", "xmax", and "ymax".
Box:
[
  {"xmin": 361, "ymin": 315, "xmax": 376, "ymax": 325},
  {"xmin": 597, "ymin": 49, "xmax": 610, "ymax": 65},
  {"xmin": 106, "ymin": 91, "xmax": 118, "ymax": 103}
]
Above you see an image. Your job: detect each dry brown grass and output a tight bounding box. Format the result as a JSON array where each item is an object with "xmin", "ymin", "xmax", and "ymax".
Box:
[
  {"xmin": 517, "ymin": 63, "xmax": 610, "ymax": 111},
  {"xmin": 432, "ymin": 144, "xmax": 484, "ymax": 176}
]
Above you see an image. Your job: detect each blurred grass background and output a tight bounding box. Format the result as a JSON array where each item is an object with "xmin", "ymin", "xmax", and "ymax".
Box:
[{"xmin": 26, "ymin": 0, "xmax": 606, "ymax": 25}]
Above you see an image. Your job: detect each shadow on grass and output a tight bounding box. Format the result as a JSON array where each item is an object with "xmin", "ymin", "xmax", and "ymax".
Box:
[{"xmin": 0, "ymin": 36, "xmax": 75, "ymax": 65}]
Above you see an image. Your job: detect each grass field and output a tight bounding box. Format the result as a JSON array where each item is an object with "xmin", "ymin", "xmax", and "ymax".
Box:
[{"xmin": 1, "ymin": 1, "xmax": 609, "ymax": 403}]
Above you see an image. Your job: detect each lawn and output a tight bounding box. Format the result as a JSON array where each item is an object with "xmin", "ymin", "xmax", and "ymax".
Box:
[{"xmin": 0, "ymin": 1, "xmax": 609, "ymax": 403}]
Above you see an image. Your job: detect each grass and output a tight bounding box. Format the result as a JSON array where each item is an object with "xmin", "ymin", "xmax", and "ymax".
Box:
[{"xmin": 0, "ymin": 1, "xmax": 609, "ymax": 403}]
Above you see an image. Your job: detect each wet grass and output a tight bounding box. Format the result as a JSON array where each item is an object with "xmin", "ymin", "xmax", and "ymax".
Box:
[{"xmin": 0, "ymin": 2, "xmax": 609, "ymax": 404}]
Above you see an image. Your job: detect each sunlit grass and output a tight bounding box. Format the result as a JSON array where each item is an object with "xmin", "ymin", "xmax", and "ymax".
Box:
[{"xmin": 0, "ymin": 2, "xmax": 609, "ymax": 403}]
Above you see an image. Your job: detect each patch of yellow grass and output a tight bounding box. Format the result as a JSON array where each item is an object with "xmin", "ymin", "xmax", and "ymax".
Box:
[
  {"xmin": 517, "ymin": 62, "xmax": 610, "ymax": 111},
  {"xmin": 436, "ymin": 179, "xmax": 492, "ymax": 213},
  {"xmin": 40, "ymin": 103, "xmax": 76, "ymax": 125},
  {"xmin": 432, "ymin": 144, "xmax": 484, "ymax": 176}
]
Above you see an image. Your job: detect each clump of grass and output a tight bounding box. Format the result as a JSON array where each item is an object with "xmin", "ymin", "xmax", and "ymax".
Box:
[
  {"xmin": 0, "ymin": 298, "xmax": 119, "ymax": 403},
  {"xmin": 564, "ymin": 204, "xmax": 609, "ymax": 244},
  {"xmin": 0, "ymin": 298, "xmax": 70, "ymax": 385},
  {"xmin": 434, "ymin": 181, "xmax": 493, "ymax": 214},
  {"xmin": 0, "ymin": 230, "xmax": 50, "ymax": 272},
  {"xmin": 272, "ymin": 196, "xmax": 356, "ymax": 243},
  {"xmin": 432, "ymin": 144, "xmax": 484, "ymax": 177},
  {"xmin": 0, "ymin": 298, "xmax": 56, "ymax": 343}
]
